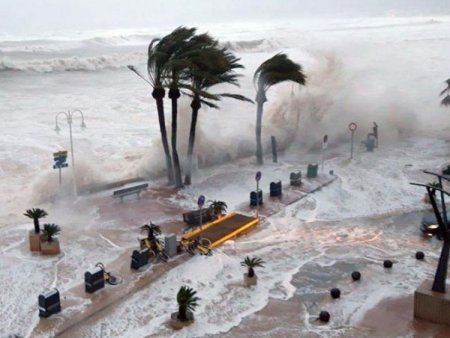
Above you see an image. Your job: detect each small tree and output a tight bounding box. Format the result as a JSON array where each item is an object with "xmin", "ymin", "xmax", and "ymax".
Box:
[
  {"xmin": 24, "ymin": 208, "xmax": 48, "ymax": 233},
  {"xmin": 140, "ymin": 223, "xmax": 162, "ymax": 241},
  {"xmin": 241, "ymin": 256, "xmax": 265, "ymax": 278},
  {"xmin": 208, "ymin": 200, "xmax": 228, "ymax": 218},
  {"xmin": 42, "ymin": 224, "xmax": 61, "ymax": 242},
  {"xmin": 177, "ymin": 286, "xmax": 200, "ymax": 321}
]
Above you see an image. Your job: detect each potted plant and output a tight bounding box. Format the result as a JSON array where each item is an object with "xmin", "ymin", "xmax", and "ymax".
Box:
[
  {"xmin": 208, "ymin": 200, "xmax": 228, "ymax": 219},
  {"xmin": 24, "ymin": 208, "xmax": 48, "ymax": 251},
  {"xmin": 40, "ymin": 223, "xmax": 61, "ymax": 255},
  {"xmin": 170, "ymin": 286, "xmax": 200, "ymax": 330},
  {"xmin": 241, "ymin": 256, "xmax": 265, "ymax": 287}
]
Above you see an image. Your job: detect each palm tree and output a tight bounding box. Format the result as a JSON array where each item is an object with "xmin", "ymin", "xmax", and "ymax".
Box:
[
  {"xmin": 184, "ymin": 38, "xmax": 252, "ymax": 185},
  {"xmin": 254, "ymin": 53, "xmax": 306, "ymax": 164},
  {"xmin": 128, "ymin": 37, "xmax": 175, "ymax": 185},
  {"xmin": 440, "ymin": 78, "xmax": 450, "ymax": 106},
  {"xmin": 176, "ymin": 286, "xmax": 200, "ymax": 321},
  {"xmin": 208, "ymin": 200, "xmax": 228, "ymax": 218},
  {"xmin": 42, "ymin": 224, "xmax": 61, "ymax": 242},
  {"xmin": 241, "ymin": 256, "xmax": 265, "ymax": 278},
  {"xmin": 24, "ymin": 208, "xmax": 48, "ymax": 233},
  {"xmin": 140, "ymin": 222, "xmax": 162, "ymax": 242}
]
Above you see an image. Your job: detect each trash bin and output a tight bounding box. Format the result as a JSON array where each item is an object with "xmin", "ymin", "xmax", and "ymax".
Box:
[
  {"xmin": 85, "ymin": 266, "xmax": 105, "ymax": 293},
  {"xmin": 307, "ymin": 164, "xmax": 319, "ymax": 178},
  {"xmin": 250, "ymin": 190, "xmax": 263, "ymax": 207},
  {"xmin": 290, "ymin": 171, "xmax": 302, "ymax": 186},
  {"xmin": 131, "ymin": 248, "xmax": 150, "ymax": 270},
  {"xmin": 38, "ymin": 288, "xmax": 61, "ymax": 318},
  {"xmin": 270, "ymin": 181, "xmax": 282, "ymax": 197}
]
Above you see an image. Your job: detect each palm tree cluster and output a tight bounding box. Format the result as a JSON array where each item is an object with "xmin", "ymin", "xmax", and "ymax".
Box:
[{"xmin": 130, "ymin": 27, "xmax": 307, "ymax": 187}]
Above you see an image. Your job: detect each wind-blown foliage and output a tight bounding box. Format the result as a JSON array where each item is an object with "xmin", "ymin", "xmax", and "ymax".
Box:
[
  {"xmin": 24, "ymin": 208, "xmax": 48, "ymax": 233},
  {"xmin": 241, "ymin": 256, "xmax": 265, "ymax": 278},
  {"xmin": 176, "ymin": 286, "xmax": 200, "ymax": 321},
  {"xmin": 140, "ymin": 222, "xmax": 162, "ymax": 241},
  {"xmin": 440, "ymin": 78, "xmax": 450, "ymax": 106},
  {"xmin": 208, "ymin": 200, "xmax": 228, "ymax": 217},
  {"xmin": 254, "ymin": 53, "xmax": 306, "ymax": 164},
  {"xmin": 42, "ymin": 223, "xmax": 61, "ymax": 242}
]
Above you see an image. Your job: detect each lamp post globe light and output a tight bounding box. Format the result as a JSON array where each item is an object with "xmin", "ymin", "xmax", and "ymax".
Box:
[{"xmin": 54, "ymin": 109, "xmax": 86, "ymax": 191}]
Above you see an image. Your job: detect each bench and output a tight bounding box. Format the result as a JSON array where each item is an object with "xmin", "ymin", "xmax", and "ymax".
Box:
[
  {"xmin": 113, "ymin": 183, "xmax": 148, "ymax": 201},
  {"xmin": 182, "ymin": 209, "xmax": 213, "ymax": 227}
]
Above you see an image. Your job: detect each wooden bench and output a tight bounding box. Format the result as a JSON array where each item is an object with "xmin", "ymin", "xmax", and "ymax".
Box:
[{"xmin": 112, "ymin": 184, "xmax": 148, "ymax": 201}]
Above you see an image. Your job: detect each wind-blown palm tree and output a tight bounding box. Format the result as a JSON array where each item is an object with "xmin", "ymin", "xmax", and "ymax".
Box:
[
  {"xmin": 42, "ymin": 223, "xmax": 61, "ymax": 242},
  {"xmin": 440, "ymin": 78, "xmax": 450, "ymax": 106},
  {"xmin": 254, "ymin": 53, "xmax": 306, "ymax": 164},
  {"xmin": 241, "ymin": 256, "xmax": 265, "ymax": 278},
  {"xmin": 183, "ymin": 36, "xmax": 252, "ymax": 185},
  {"xmin": 128, "ymin": 38, "xmax": 175, "ymax": 184},
  {"xmin": 176, "ymin": 286, "xmax": 200, "ymax": 321},
  {"xmin": 24, "ymin": 208, "xmax": 48, "ymax": 233}
]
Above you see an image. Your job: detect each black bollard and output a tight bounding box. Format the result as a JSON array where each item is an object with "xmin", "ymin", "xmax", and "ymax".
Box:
[
  {"xmin": 330, "ymin": 288, "xmax": 341, "ymax": 299},
  {"xmin": 319, "ymin": 311, "xmax": 330, "ymax": 323},
  {"xmin": 38, "ymin": 288, "xmax": 61, "ymax": 318},
  {"xmin": 351, "ymin": 271, "xmax": 361, "ymax": 281},
  {"xmin": 415, "ymin": 251, "xmax": 425, "ymax": 260},
  {"xmin": 383, "ymin": 260, "xmax": 393, "ymax": 268}
]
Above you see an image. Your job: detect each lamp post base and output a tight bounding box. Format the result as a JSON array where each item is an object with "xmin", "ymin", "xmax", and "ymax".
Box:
[{"xmin": 414, "ymin": 279, "xmax": 450, "ymax": 325}]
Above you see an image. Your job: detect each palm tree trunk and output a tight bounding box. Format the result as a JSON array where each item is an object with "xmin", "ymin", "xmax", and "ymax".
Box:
[
  {"xmin": 256, "ymin": 99, "xmax": 265, "ymax": 165},
  {"xmin": 33, "ymin": 218, "xmax": 40, "ymax": 233},
  {"xmin": 178, "ymin": 305, "xmax": 187, "ymax": 321},
  {"xmin": 169, "ymin": 88, "xmax": 183, "ymax": 189},
  {"xmin": 185, "ymin": 95, "xmax": 201, "ymax": 185},
  {"xmin": 153, "ymin": 88, "xmax": 174, "ymax": 185}
]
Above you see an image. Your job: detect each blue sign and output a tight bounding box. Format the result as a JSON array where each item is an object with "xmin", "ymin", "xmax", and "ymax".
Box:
[
  {"xmin": 197, "ymin": 195, "xmax": 205, "ymax": 208},
  {"xmin": 255, "ymin": 171, "xmax": 262, "ymax": 182},
  {"xmin": 53, "ymin": 151, "xmax": 68, "ymax": 170}
]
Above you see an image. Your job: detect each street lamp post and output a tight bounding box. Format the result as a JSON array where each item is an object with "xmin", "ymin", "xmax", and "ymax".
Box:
[
  {"xmin": 55, "ymin": 109, "xmax": 86, "ymax": 192},
  {"xmin": 198, "ymin": 195, "xmax": 205, "ymax": 230},
  {"xmin": 55, "ymin": 109, "xmax": 86, "ymax": 170},
  {"xmin": 255, "ymin": 171, "xmax": 262, "ymax": 219}
]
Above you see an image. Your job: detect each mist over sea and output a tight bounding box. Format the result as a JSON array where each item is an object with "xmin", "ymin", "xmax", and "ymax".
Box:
[{"xmin": 1, "ymin": 16, "xmax": 450, "ymax": 225}]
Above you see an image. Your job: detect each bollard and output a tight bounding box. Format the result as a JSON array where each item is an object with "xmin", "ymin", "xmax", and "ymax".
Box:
[
  {"xmin": 250, "ymin": 190, "xmax": 263, "ymax": 207},
  {"xmin": 131, "ymin": 248, "xmax": 150, "ymax": 270},
  {"xmin": 270, "ymin": 180, "xmax": 282, "ymax": 197},
  {"xmin": 164, "ymin": 234, "xmax": 178, "ymax": 258},
  {"xmin": 307, "ymin": 163, "xmax": 319, "ymax": 178},
  {"xmin": 290, "ymin": 171, "xmax": 302, "ymax": 186},
  {"xmin": 351, "ymin": 271, "xmax": 361, "ymax": 281},
  {"xmin": 85, "ymin": 266, "xmax": 105, "ymax": 293},
  {"xmin": 38, "ymin": 288, "xmax": 61, "ymax": 318}
]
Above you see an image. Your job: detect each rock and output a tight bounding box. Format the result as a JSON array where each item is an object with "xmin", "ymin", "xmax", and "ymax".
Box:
[
  {"xmin": 416, "ymin": 251, "xmax": 425, "ymax": 260},
  {"xmin": 383, "ymin": 260, "xmax": 393, "ymax": 268},
  {"xmin": 351, "ymin": 271, "xmax": 361, "ymax": 281},
  {"xmin": 319, "ymin": 311, "xmax": 330, "ymax": 323},
  {"xmin": 330, "ymin": 288, "xmax": 341, "ymax": 299}
]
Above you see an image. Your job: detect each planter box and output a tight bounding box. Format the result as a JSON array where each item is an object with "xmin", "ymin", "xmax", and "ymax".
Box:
[
  {"xmin": 41, "ymin": 239, "xmax": 61, "ymax": 255},
  {"xmin": 29, "ymin": 230, "xmax": 44, "ymax": 252},
  {"xmin": 414, "ymin": 279, "xmax": 450, "ymax": 325},
  {"xmin": 244, "ymin": 273, "xmax": 257, "ymax": 287},
  {"xmin": 169, "ymin": 311, "xmax": 194, "ymax": 330}
]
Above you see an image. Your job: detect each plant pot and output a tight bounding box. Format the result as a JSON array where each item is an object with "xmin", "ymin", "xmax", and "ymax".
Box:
[
  {"xmin": 29, "ymin": 230, "xmax": 45, "ymax": 252},
  {"xmin": 169, "ymin": 311, "xmax": 194, "ymax": 330},
  {"xmin": 244, "ymin": 273, "xmax": 257, "ymax": 287},
  {"xmin": 41, "ymin": 239, "xmax": 61, "ymax": 255}
]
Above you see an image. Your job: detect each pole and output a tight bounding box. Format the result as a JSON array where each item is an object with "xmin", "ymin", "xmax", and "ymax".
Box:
[
  {"xmin": 256, "ymin": 180, "xmax": 259, "ymax": 219},
  {"xmin": 199, "ymin": 205, "xmax": 202, "ymax": 230},
  {"xmin": 68, "ymin": 115, "xmax": 74, "ymax": 170},
  {"xmin": 348, "ymin": 123, "xmax": 357, "ymax": 160},
  {"xmin": 59, "ymin": 167, "xmax": 62, "ymax": 185},
  {"xmin": 271, "ymin": 136, "xmax": 277, "ymax": 163},
  {"xmin": 350, "ymin": 130, "xmax": 354, "ymax": 159}
]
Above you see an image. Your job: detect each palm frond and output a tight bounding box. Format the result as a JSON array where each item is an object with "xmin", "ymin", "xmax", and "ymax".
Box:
[
  {"xmin": 240, "ymin": 256, "xmax": 265, "ymax": 268},
  {"xmin": 441, "ymin": 95, "xmax": 450, "ymax": 106}
]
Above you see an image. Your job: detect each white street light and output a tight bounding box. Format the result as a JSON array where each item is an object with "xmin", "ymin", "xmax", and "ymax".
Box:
[{"xmin": 54, "ymin": 109, "xmax": 86, "ymax": 193}]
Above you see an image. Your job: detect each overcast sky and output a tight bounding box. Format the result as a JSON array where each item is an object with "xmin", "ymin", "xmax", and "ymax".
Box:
[{"xmin": 1, "ymin": 0, "xmax": 450, "ymax": 34}]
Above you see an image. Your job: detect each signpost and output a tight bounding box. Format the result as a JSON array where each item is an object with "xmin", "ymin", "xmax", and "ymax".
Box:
[
  {"xmin": 348, "ymin": 122, "xmax": 357, "ymax": 159},
  {"xmin": 53, "ymin": 150, "xmax": 69, "ymax": 185},
  {"xmin": 321, "ymin": 134, "xmax": 328, "ymax": 173},
  {"xmin": 255, "ymin": 171, "xmax": 262, "ymax": 219},
  {"xmin": 198, "ymin": 195, "xmax": 205, "ymax": 229}
]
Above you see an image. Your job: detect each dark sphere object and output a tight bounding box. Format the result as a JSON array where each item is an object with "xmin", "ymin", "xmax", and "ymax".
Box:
[
  {"xmin": 383, "ymin": 260, "xmax": 393, "ymax": 268},
  {"xmin": 330, "ymin": 288, "xmax": 341, "ymax": 299},
  {"xmin": 351, "ymin": 271, "xmax": 361, "ymax": 281},
  {"xmin": 416, "ymin": 251, "xmax": 425, "ymax": 260},
  {"xmin": 319, "ymin": 311, "xmax": 330, "ymax": 323}
]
